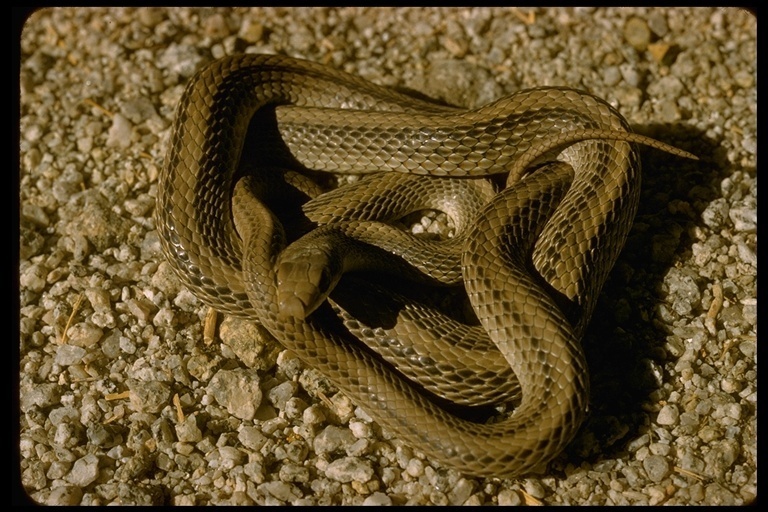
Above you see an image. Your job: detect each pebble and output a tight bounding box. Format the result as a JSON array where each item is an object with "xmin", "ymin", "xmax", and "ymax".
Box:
[
  {"xmin": 657, "ymin": 404, "xmax": 680, "ymax": 426},
  {"xmin": 448, "ymin": 477, "xmax": 476, "ymax": 505},
  {"xmin": 175, "ymin": 415, "xmax": 203, "ymax": 443},
  {"xmin": 219, "ymin": 317, "xmax": 281, "ymax": 371},
  {"xmin": 624, "ymin": 17, "xmax": 651, "ymax": 50},
  {"xmin": 267, "ymin": 380, "xmax": 298, "ymax": 410},
  {"xmin": 46, "ymin": 486, "xmax": 84, "ymax": 505},
  {"xmin": 207, "ymin": 368, "xmax": 262, "ymax": 420},
  {"xmin": 324, "ymin": 456, "xmax": 375, "ymax": 483},
  {"xmin": 279, "ymin": 462, "xmax": 310, "ymax": 483},
  {"xmin": 238, "ymin": 426, "xmax": 268, "ymax": 451},
  {"xmin": 258, "ymin": 481, "xmax": 302, "ymax": 503},
  {"xmin": 314, "ymin": 425, "xmax": 357, "ymax": 455},
  {"xmin": 127, "ymin": 379, "xmax": 171, "ymax": 414},
  {"xmin": 363, "ymin": 492, "xmax": 393, "ymax": 505},
  {"xmin": 663, "ymin": 268, "xmax": 701, "ymax": 316},
  {"xmin": 701, "ymin": 197, "xmax": 730, "ymax": 229},
  {"xmin": 66, "ymin": 454, "xmax": 101, "ymax": 487},
  {"xmin": 728, "ymin": 202, "xmax": 756, "ymax": 232},
  {"xmin": 642, "ymin": 455, "xmax": 670, "ymax": 482},
  {"xmin": 55, "ymin": 344, "xmax": 86, "ymax": 366},
  {"xmin": 210, "ymin": 446, "xmax": 246, "ymax": 469},
  {"xmin": 497, "ymin": 488, "xmax": 521, "ymax": 506},
  {"xmin": 106, "ymin": 113, "xmax": 133, "ymax": 149},
  {"xmin": 66, "ymin": 322, "xmax": 104, "ymax": 347}
]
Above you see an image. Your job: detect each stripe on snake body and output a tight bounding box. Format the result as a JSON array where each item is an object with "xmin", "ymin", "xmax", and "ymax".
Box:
[{"xmin": 157, "ymin": 53, "xmax": 696, "ymax": 477}]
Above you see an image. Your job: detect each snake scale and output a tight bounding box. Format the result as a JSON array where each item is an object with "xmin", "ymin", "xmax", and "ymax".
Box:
[{"xmin": 156, "ymin": 54, "xmax": 696, "ymax": 478}]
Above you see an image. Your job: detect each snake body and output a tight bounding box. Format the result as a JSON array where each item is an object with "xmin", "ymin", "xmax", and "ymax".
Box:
[{"xmin": 157, "ymin": 54, "xmax": 695, "ymax": 477}]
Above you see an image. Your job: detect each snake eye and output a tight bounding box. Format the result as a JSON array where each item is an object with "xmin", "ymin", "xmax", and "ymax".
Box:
[{"xmin": 318, "ymin": 267, "xmax": 332, "ymax": 293}]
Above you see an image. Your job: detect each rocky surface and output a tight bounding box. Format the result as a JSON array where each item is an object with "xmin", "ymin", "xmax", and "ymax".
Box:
[{"xmin": 19, "ymin": 7, "xmax": 755, "ymax": 505}]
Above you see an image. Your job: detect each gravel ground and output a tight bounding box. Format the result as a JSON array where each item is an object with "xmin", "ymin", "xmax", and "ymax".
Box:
[{"xmin": 18, "ymin": 7, "xmax": 755, "ymax": 505}]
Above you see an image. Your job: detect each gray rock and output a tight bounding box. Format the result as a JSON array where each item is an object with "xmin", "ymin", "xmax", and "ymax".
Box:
[
  {"xmin": 46, "ymin": 485, "xmax": 83, "ymax": 505},
  {"xmin": 54, "ymin": 344, "xmax": 87, "ymax": 365},
  {"xmin": 66, "ymin": 454, "xmax": 101, "ymax": 487},
  {"xmin": 642, "ymin": 455, "xmax": 671, "ymax": 482},
  {"xmin": 314, "ymin": 425, "xmax": 356, "ymax": 455},
  {"xmin": 207, "ymin": 368, "xmax": 262, "ymax": 420},
  {"xmin": 127, "ymin": 379, "xmax": 171, "ymax": 414},
  {"xmin": 175, "ymin": 415, "xmax": 203, "ymax": 443},
  {"xmin": 657, "ymin": 404, "xmax": 679, "ymax": 425},
  {"xmin": 363, "ymin": 492, "xmax": 393, "ymax": 505},
  {"xmin": 324, "ymin": 456, "xmax": 375, "ymax": 483}
]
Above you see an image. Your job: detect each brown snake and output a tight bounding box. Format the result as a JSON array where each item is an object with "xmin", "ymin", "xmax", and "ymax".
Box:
[{"xmin": 156, "ymin": 54, "xmax": 696, "ymax": 478}]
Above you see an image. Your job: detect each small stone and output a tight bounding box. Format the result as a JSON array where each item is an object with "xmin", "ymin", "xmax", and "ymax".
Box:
[
  {"xmin": 157, "ymin": 43, "xmax": 204, "ymax": 78},
  {"xmin": 417, "ymin": 59, "xmax": 503, "ymax": 108},
  {"xmin": 649, "ymin": 75, "xmax": 685, "ymax": 98},
  {"xmin": 51, "ymin": 168, "xmax": 83, "ymax": 203},
  {"xmin": 302, "ymin": 404, "xmax": 326, "ymax": 425},
  {"xmin": 701, "ymin": 198, "xmax": 730, "ymax": 230},
  {"xmin": 619, "ymin": 63, "xmax": 642, "ymax": 88},
  {"xmin": 106, "ymin": 113, "xmax": 133, "ymax": 149},
  {"xmin": 729, "ymin": 203, "xmax": 756, "ymax": 232},
  {"xmin": 49, "ymin": 406, "xmax": 79, "ymax": 427},
  {"xmin": 523, "ymin": 479, "xmax": 546, "ymax": 499},
  {"xmin": 430, "ymin": 491, "xmax": 449, "ymax": 505},
  {"xmin": 207, "ymin": 368, "xmax": 262, "ymax": 420},
  {"xmin": 448, "ymin": 478, "xmax": 476, "ymax": 505},
  {"xmin": 46, "ymin": 485, "xmax": 83, "ymax": 505},
  {"xmin": 349, "ymin": 419, "xmax": 372, "ymax": 439},
  {"xmin": 267, "ymin": 380, "xmax": 298, "ymax": 410},
  {"xmin": 55, "ymin": 344, "xmax": 86, "ymax": 366},
  {"xmin": 314, "ymin": 425, "xmax": 356, "ymax": 455},
  {"xmin": 66, "ymin": 453, "xmax": 100, "ymax": 487},
  {"xmin": 602, "ymin": 65, "xmax": 622, "ymax": 87},
  {"xmin": 405, "ymin": 457, "xmax": 425, "ymax": 477},
  {"xmin": 258, "ymin": 481, "xmax": 302, "ymax": 503},
  {"xmin": 363, "ymin": 492, "xmax": 392, "ymax": 506},
  {"xmin": 324, "ymin": 456, "xmax": 375, "ymax": 483},
  {"xmin": 239, "ymin": 18, "xmax": 264, "ymax": 43},
  {"xmin": 664, "ymin": 267, "xmax": 701, "ymax": 316},
  {"xmin": 127, "ymin": 379, "xmax": 171, "ymax": 414},
  {"xmin": 704, "ymin": 439, "xmax": 740, "ymax": 478},
  {"xmin": 120, "ymin": 96, "xmax": 160, "ymax": 125},
  {"xmin": 626, "ymin": 433, "xmax": 650, "ymax": 452},
  {"xmin": 84, "ymin": 288, "xmax": 112, "ymax": 313},
  {"xmin": 21, "ymin": 203, "xmax": 50, "ymax": 227},
  {"xmin": 273, "ymin": 439, "xmax": 309, "ymax": 464},
  {"xmin": 655, "ymin": 99, "xmax": 681, "ymax": 123},
  {"xmin": 19, "ymin": 383, "xmax": 60, "ymax": 411},
  {"xmin": 642, "ymin": 454, "xmax": 671, "ymax": 482},
  {"xmin": 214, "ymin": 446, "xmax": 246, "ymax": 469},
  {"xmin": 20, "ymin": 263, "xmax": 47, "ymax": 292},
  {"xmin": 649, "ymin": 442, "xmax": 672, "ymax": 456},
  {"xmin": 65, "ymin": 322, "xmax": 103, "ymax": 347},
  {"xmin": 219, "ymin": 318, "xmax": 280, "ymax": 371},
  {"xmin": 647, "ymin": 42, "xmax": 671, "ymax": 63},
  {"xmin": 238, "ymin": 425, "xmax": 268, "ymax": 451},
  {"xmin": 657, "ymin": 404, "xmax": 679, "ymax": 425},
  {"xmin": 175, "ymin": 415, "xmax": 203, "ymax": 443},
  {"xmin": 736, "ymin": 241, "xmax": 756, "ymax": 267},
  {"xmin": 625, "ymin": 17, "xmax": 651, "ymax": 51},
  {"xmin": 497, "ymin": 488, "xmax": 521, "ymax": 506},
  {"xmin": 647, "ymin": 11, "xmax": 669, "ymax": 36},
  {"xmin": 62, "ymin": 198, "xmax": 131, "ymax": 252}
]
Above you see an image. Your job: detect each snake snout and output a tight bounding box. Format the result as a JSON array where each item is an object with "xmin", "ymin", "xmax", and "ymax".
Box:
[{"xmin": 276, "ymin": 249, "xmax": 341, "ymax": 320}]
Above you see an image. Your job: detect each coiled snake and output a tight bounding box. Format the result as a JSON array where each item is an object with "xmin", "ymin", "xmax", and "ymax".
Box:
[{"xmin": 156, "ymin": 54, "xmax": 695, "ymax": 478}]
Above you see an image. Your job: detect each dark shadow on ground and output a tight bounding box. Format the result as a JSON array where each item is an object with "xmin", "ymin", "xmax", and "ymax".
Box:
[{"xmin": 562, "ymin": 122, "xmax": 739, "ymax": 470}]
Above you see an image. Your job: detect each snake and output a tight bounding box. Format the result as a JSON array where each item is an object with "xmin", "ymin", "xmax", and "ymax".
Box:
[{"xmin": 156, "ymin": 53, "xmax": 696, "ymax": 478}]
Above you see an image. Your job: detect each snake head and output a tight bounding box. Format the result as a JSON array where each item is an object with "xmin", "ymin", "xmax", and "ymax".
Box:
[{"xmin": 276, "ymin": 245, "xmax": 342, "ymax": 320}]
